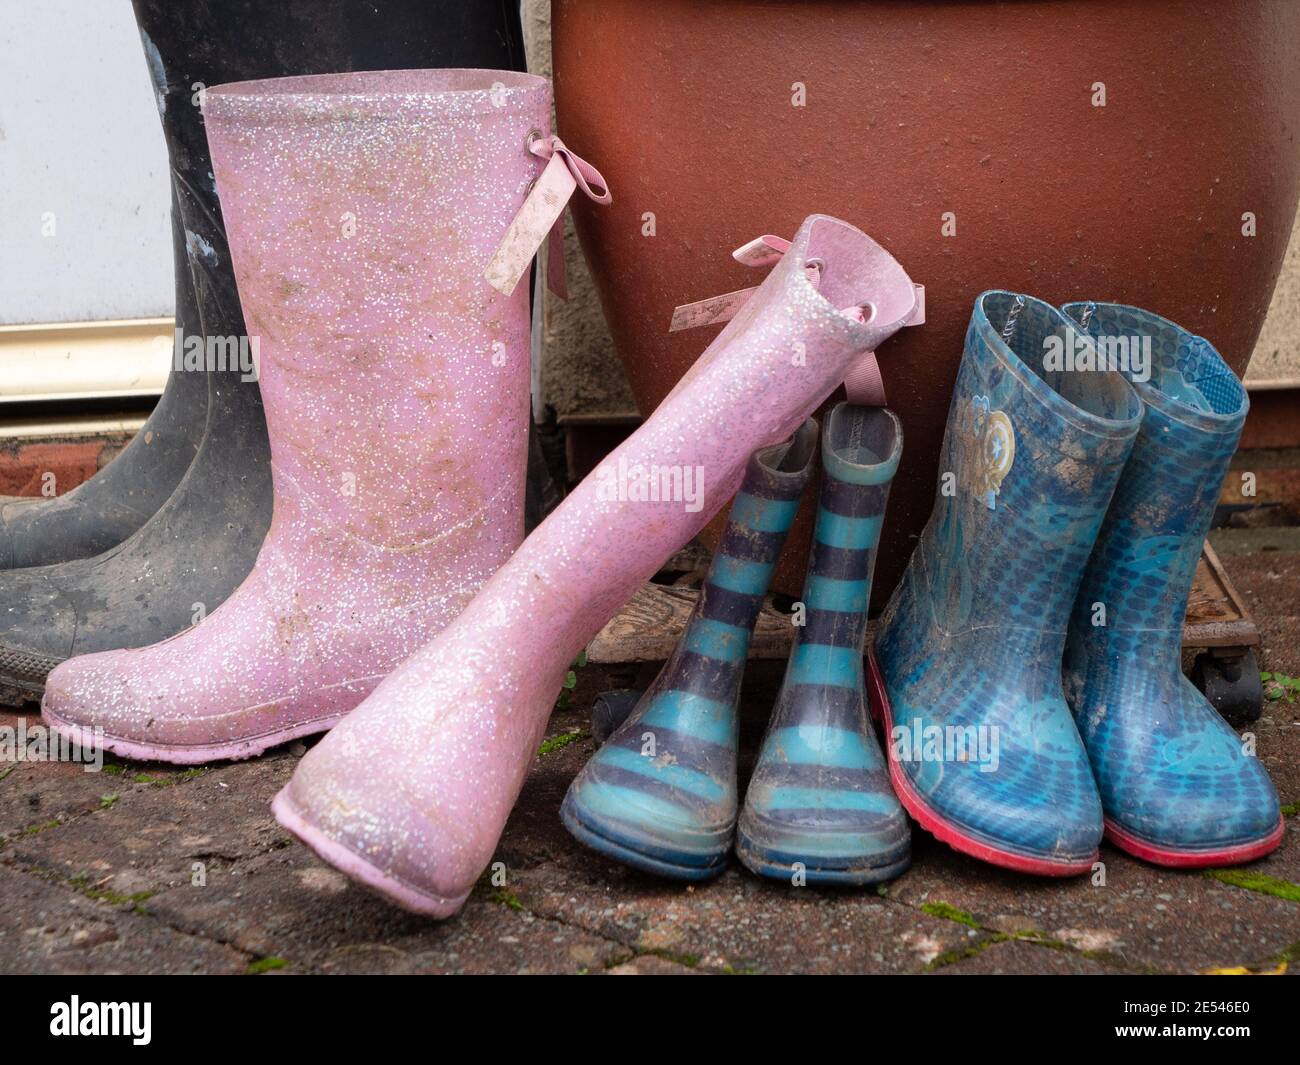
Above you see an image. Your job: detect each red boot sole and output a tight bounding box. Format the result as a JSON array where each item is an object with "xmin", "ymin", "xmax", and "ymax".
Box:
[
  {"xmin": 1103, "ymin": 816, "xmax": 1284, "ymax": 868},
  {"xmin": 865, "ymin": 647, "xmax": 1097, "ymax": 878}
]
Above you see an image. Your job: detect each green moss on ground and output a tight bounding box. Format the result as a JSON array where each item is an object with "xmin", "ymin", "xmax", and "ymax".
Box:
[
  {"xmin": 1205, "ymin": 869, "xmax": 1300, "ymax": 903},
  {"xmin": 537, "ymin": 730, "xmax": 587, "ymax": 757}
]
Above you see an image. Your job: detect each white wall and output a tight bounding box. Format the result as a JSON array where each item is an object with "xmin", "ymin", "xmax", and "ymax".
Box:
[{"xmin": 0, "ymin": 0, "xmax": 173, "ymax": 325}]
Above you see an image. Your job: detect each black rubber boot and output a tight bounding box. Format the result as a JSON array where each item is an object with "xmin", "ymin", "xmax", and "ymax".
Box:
[{"xmin": 0, "ymin": 0, "xmax": 531, "ymax": 706}]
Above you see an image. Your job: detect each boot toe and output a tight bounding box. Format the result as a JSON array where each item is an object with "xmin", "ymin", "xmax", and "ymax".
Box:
[
  {"xmin": 1088, "ymin": 683, "xmax": 1284, "ymax": 863},
  {"xmin": 43, "ymin": 650, "xmax": 152, "ymax": 739},
  {"xmin": 736, "ymin": 786, "xmax": 911, "ymax": 884},
  {"xmin": 905, "ymin": 755, "xmax": 1104, "ymax": 867},
  {"xmin": 1101, "ymin": 741, "xmax": 1283, "ymax": 859},
  {"xmin": 273, "ymin": 778, "xmax": 471, "ymax": 919},
  {"xmin": 885, "ymin": 683, "xmax": 1104, "ymax": 871},
  {"xmin": 1107, "ymin": 794, "xmax": 1282, "ymax": 860},
  {"xmin": 894, "ymin": 743, "xmax": 1107, "ymax": 873},
  {"xmin": 275, "ymin": 716, "xmax": 485, "ymax": 915},
  {"xmin": 562, "ymin": 758, "xmax": 734, "ymax": 877},
  {"xmin": 43, "ymin": 647, "xmax": 231, "ymax": 757},
  {"xmin": 0, "ymin": 569, "xmax": 79, "ymax": 703}
]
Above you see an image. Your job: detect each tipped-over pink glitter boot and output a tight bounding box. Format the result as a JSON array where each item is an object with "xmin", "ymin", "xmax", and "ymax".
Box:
[
  {"xmin": 273, "ymin": 215, "xmax": 923, "ymax": 916},
  {"xmin": 43, "ymin": 69, "xmax": 607, "ymax": 763}
]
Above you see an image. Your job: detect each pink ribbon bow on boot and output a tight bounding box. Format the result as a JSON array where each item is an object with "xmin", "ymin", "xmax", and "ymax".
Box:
[{"xmin": 485, "ymin": 133, "xmax": 611, "ymax": 299}]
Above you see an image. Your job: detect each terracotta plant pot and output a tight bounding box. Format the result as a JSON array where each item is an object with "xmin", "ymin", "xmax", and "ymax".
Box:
[{"xmin": 552, "ymin": 0, "xmax": 1300, "ymax": 604}]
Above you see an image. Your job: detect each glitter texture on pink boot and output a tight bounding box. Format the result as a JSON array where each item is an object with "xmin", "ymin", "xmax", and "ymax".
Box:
[
  {"xmin": 273, "ymin": 214, "xmax": 922, "ymax": 917},
  {"xmin": 42, "ymin": 70, "xmax": 579, "ymax": 764}
]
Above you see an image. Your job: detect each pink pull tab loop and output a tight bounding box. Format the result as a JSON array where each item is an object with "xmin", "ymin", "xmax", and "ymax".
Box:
[
  {"xmin": 484, "ymin": 135, "xmax": 611, "ymax": 299},
  {"xmin": 668, "ymin": 235, "xmax": 819, "ymax": 333},
  {"xmin": 731, "ymin": 234, "xmax": 792, "ymax": 268},
  {"xmin": 841, "ymin": 285, "xmax": 925, "ymax": 406},
  {"xmin": 534, "ymin": 135, "xmax": 610, "ymax": 205}
]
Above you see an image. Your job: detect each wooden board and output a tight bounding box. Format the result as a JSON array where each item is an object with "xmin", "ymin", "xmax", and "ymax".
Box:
[
  {"xmin": 588, "ymin": 541, "xmax": 1258, "ymax": 663},
  {"xmin": 1182, "ymin": 541, "xmax": 1259, "ymax": 649}
]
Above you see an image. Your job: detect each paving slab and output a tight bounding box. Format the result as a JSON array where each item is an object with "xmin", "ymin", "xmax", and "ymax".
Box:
[
  {"xmin": 5, "ymin": 753, "xmax": 297, "ymax": 899},
  {"xmin": 0, "ymin": 863, "xmax": 247, "ymax": 975},
  {"xmin": 143, "ymin": 847, "xmax": 630, "ymax": 975},
  {"xmin": 933, "ymin": 935, "xmax": 1116, "ymax": 975}
]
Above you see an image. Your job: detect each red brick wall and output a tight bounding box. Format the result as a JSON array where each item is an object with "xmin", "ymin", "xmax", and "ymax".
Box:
[{"xmin": 0, "ymin": 440, "xmax": 112, "ymax": 497}]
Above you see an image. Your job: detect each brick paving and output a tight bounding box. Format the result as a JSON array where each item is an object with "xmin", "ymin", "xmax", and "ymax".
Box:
[{"xmin": 1, "ymin": 546, "xmax": 1297, "ymax": 975}]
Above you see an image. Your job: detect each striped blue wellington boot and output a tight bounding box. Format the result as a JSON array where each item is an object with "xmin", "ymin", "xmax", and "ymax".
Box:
[
  {"xmin": 1061, "ymin": 301, "xmax": 1282, "ymax": 867},
  {"xmin": 736, "ymin": 403, "xmax": 910, "ymax": 885},
  {"xmin": 561, "ymin": 420, "xmax": 819, "ymax": 879},
  {"xmin": 872, "ymin": 292, "xmax": 1144, "ymax": 876}
]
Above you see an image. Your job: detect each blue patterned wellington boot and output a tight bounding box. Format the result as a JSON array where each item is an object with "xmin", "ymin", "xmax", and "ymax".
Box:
[
  {"xmin": 872, "ymin": 292, "xmax": 1143, "ymax": 876},
  {"xmin": 561, "ymin": 420, "xmax": 819, "ymax": 880},
  {"xmin": 736, "ymin": 403, "xmax": 910, "ymax": 885},
  {"xmin": 1060, "ymin": 301, "xmax": 1282, "ymax": 867}
]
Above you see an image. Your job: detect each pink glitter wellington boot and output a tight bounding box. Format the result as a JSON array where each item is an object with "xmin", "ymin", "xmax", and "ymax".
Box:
[
  {"xmin": 42, "ymin": 70, "xmax": 607, "ymax": 763},
  {"xmin": 273, "ymin": 215, "xmax": 924, "ymax": 916}
]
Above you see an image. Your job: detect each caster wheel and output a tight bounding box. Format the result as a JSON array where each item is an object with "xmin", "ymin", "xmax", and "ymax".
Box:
[
  {"xmin": 590, "ymin": 689, "xmax": 642, "ymax": 746},
  {"xmin": 1191, "ymin": 648, "xmax": 1263, "ymax": 728}
]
